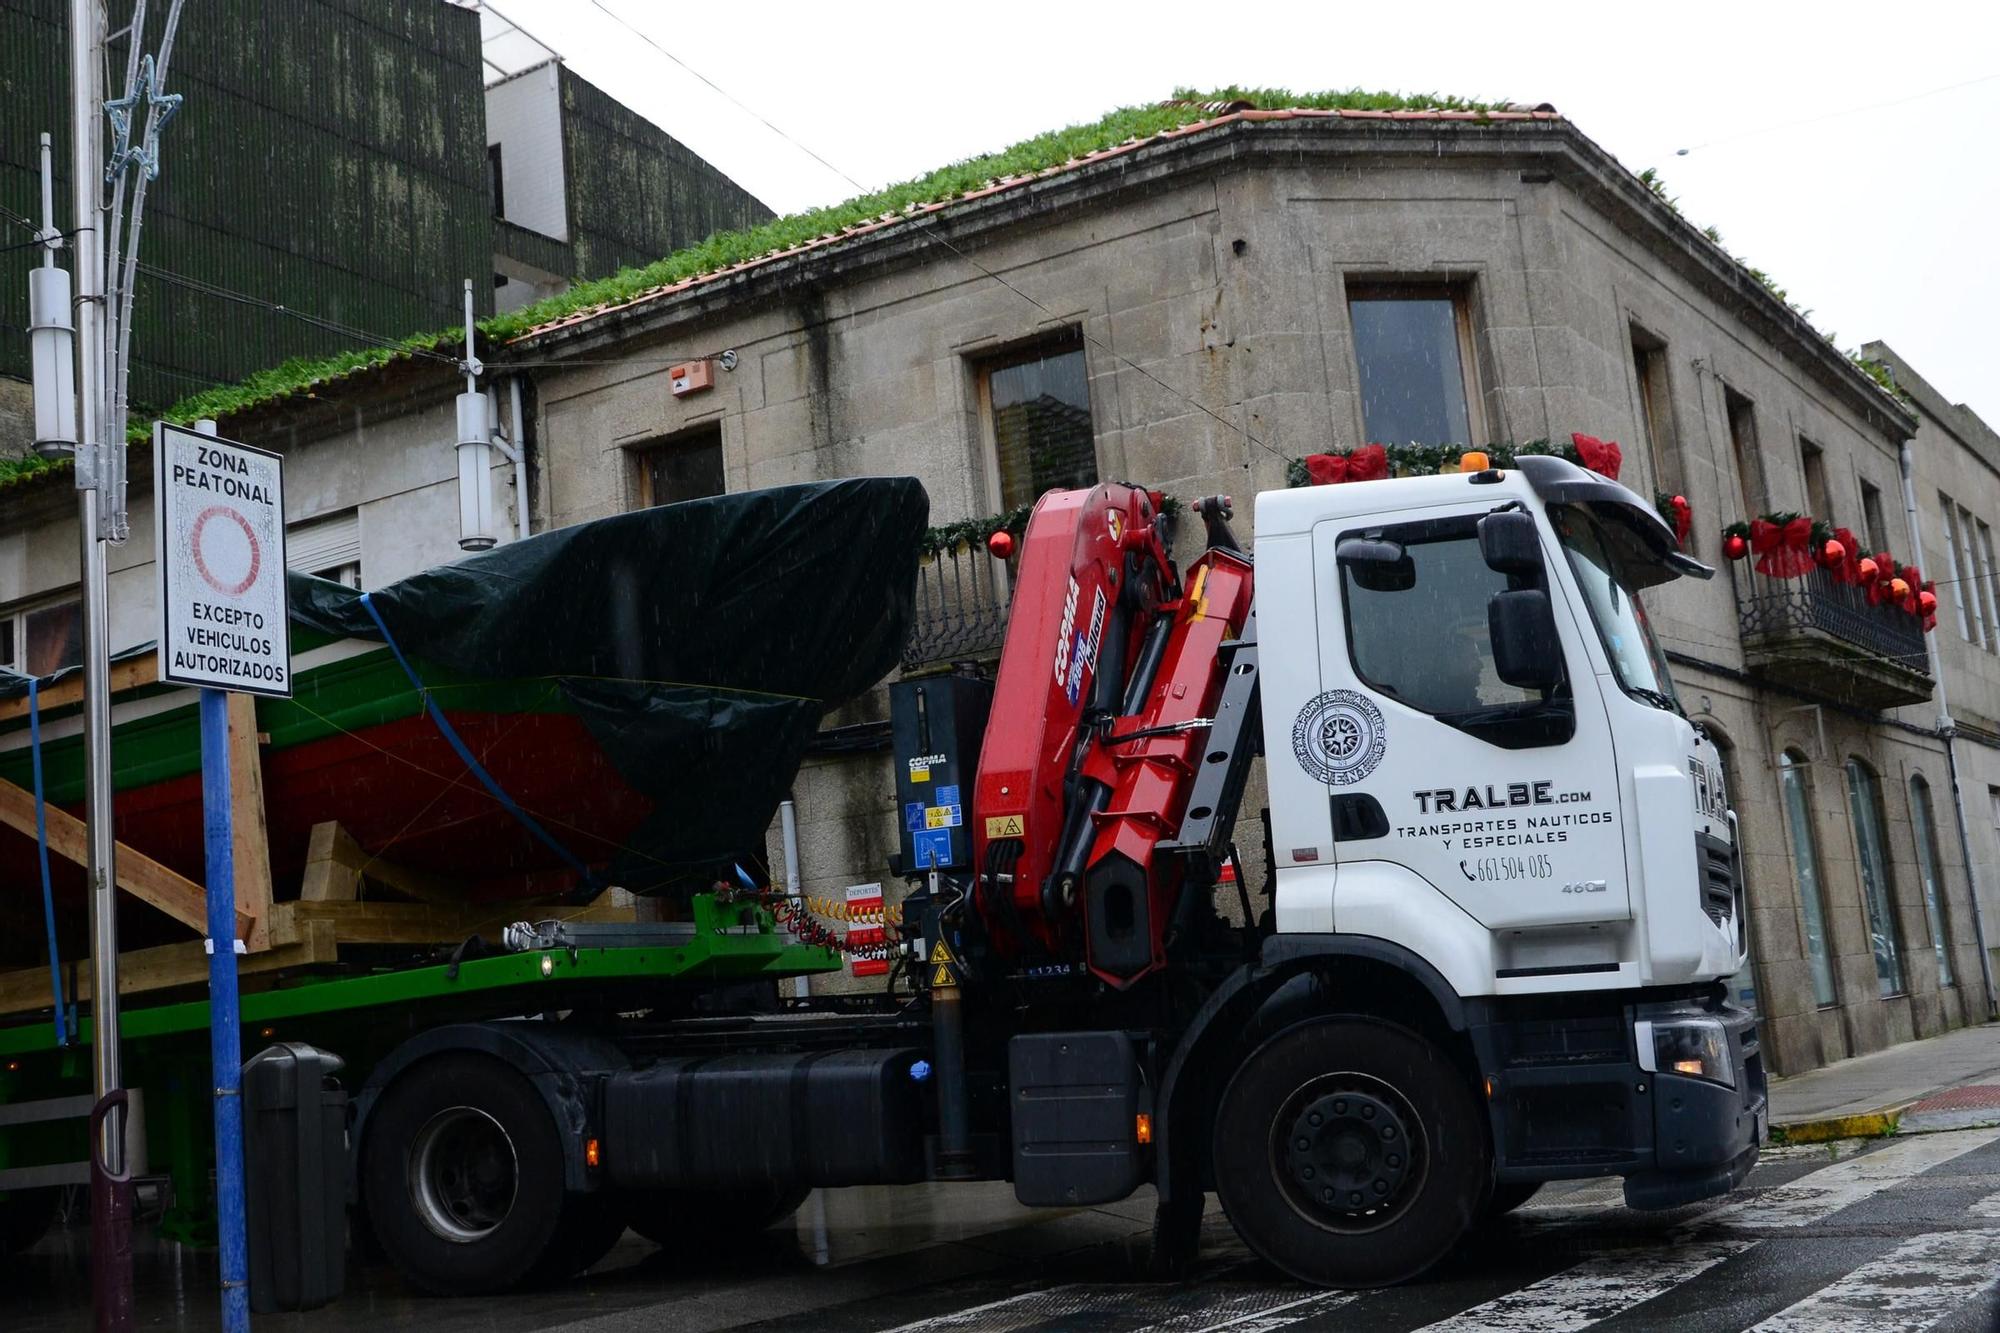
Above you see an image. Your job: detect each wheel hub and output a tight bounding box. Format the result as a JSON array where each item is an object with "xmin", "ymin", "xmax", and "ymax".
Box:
[
  {"xmin": 1283, "ymin": 1088, "xmax": 1413, "ymax": 1216},
  {"xmin": 410, "ymin": 1106, "xmax": 519, "ymax": 1244}
]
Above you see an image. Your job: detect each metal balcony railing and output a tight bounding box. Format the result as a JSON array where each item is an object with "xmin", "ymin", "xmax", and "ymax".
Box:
[
  {"xmin": 901, "ymin": 536, "xmax": 1014, "ymax": 671},
  {"xmin": 1735, "ymin": 564, "xmax": 1932, "ymax": 707}
]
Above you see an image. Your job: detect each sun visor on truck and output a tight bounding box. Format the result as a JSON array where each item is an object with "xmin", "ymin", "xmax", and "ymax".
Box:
[
  {"xmin": 1515, "ymin": 454, "xmax": 1714, "ymax": 585},
  {"xmin": 287, "ymin": 476, "xmax": 929, "ymax": 896}
]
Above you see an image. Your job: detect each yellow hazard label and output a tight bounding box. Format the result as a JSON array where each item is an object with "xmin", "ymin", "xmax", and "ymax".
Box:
[
  {"xmin": 929, "ymin": 940, "xmax": 954, "ymax": 964},
  {"xmin": 984, "ymin": 814, "xmax": 1025, "ymax": 838},
  {"xmin": 925, "ymin": 806, "xmax": 953, "ymax": 829},
  {"xmin": 909, "ymin": 766, "xmax": 930, "ymax": 783},
  {"xmin": 931, "ymin": 963, "xmax": 957, "ymax": 988}
]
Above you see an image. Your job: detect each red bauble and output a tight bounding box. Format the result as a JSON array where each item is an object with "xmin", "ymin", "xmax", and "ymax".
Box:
[
  {"xmin": 986, "ymin": 530, "xmax": 1015, "ymax": 560},
  {"xmin": 1857, "ymin": 557, "xmax": 1879, "ymax": 584},
  {"xmin": 1723, "ymin": 533, "xmax": 1748, "ymax": 561},
  {"xmin": 1919, "ymin": 590, "xmax": 1938, "ymax": 615},
  {"xmin": 1889, "ymin": 577, "xmax": 1910, "ymax": 600},
  {"xmin": 1820, "ymin": 539, "xmax": 1845, "ymax": 568}
]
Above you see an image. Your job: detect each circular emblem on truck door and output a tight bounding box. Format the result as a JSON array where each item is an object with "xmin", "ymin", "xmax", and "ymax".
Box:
[{"xmin": 1293, "ymin": 689, "xmax": 1387, "ymax": 787}]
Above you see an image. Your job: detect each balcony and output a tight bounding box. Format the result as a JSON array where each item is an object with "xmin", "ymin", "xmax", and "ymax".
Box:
[
  {"xmin": 902, "ymin": 533, "xmax": 1014, "ymax": 671},
  {"xmin": 1735, "ymin": 565, "xmax": 1933, "ymax": 709}
]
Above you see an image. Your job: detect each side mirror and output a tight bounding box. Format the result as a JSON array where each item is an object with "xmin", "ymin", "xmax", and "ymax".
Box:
[
  {"xmin": 1337, "ymin": 536, "xmax": 1415, "ymax": 592},
  {"xmin": 1478, "ymin": 510, "xmax": 1543, "ymax": 575},
  {"xmin": 1489, "ymin": 589, "xmax": 1563, "ymax": 690}
]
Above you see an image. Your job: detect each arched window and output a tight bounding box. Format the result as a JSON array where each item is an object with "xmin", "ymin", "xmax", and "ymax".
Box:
[
  {"xmin": 1908, "ymin": 775, "xmax": 1955, "ymax": 987},
  {"xmin": 1844, "ymin": 758, "xmax": 1906, "ymax": 997},
  {"xmin": 1779, "ymin": 751, "xmax": 1836, "ymax": 1007}
]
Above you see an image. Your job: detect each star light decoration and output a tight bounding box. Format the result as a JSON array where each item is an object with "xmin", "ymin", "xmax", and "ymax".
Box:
[{"xmin": 103, "ymin": 53, "xmax": 182, "ymax": 184}]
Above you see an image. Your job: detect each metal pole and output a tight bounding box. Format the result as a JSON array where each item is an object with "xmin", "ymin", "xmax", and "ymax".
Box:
[
  {"xmin": 780, "ymin": 796, "xmax": 807, "ymax": 998},
  {"xmin": 1900, "ymin": 441, "xmax": 1999, "ymax": 1017},
  {"xmin": 509, "ymin": 374, "xmax": 530, "ymax": 541},
  {"xmin": 192, "ymin": 418, "xmax": 251, "ymax": 1330},
  {"xmin": 71, "ymin": 3, "xmax": 132, "ymax": 1326}
]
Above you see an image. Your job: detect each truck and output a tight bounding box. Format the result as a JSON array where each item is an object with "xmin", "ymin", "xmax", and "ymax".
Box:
[{"xmin": 0, "ymin": 452, "xmax": 1764, "ymax": 1295}]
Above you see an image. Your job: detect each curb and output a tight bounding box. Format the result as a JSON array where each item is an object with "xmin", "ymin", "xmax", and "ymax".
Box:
[{"xmin": 1768, "ymin": 1107, "xmax": 1907, "ymax": 1144}]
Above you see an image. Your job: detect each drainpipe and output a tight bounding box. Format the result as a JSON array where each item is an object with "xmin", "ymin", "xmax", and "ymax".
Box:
[
  {"xmin": 1900, "ymin": 441, "xmax": 1999, "ymax": 1018},
  {"xmin": 780, "ymin": 795, "xmax": 807, "ymax": 997},
  {"xmin": 485, "ymin": 378, "xmax": 532, "ymax": 543}
]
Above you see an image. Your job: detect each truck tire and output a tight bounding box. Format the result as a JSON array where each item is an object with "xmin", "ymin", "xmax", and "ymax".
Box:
[
  {"xmin": 360, "ymin": 1053, "xmax": 572, "ymax": 1295},
  {"xmin": 1211, "ymin": 1017, "xmax": 1487, "ymax": 1288},
  {"xmin": 624, "ymin": 1182, "xmax": 808, "ymax": 1250},
  {"xmin": 0, "ymin": 1188, "xmax": 59, "ymax": 1257}
]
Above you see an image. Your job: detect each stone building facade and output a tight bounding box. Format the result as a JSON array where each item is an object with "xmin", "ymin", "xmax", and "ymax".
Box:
[{"xmin": 4, "ymin": 105, "xmax": 1992, "ymax": 1074}]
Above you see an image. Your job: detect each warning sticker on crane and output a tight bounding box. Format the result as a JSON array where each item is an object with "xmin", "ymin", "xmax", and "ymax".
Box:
[
  {"xmin": 929, "ymin": 939, "xmax": 959, "ymax": 989},
  {"xmin": 984, "ymin": 814, "xmax": 1025, "ymax": 838}
]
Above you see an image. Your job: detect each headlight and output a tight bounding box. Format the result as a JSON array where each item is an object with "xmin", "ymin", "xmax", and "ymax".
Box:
[{"xmin": 1635, "ymin": 1017, "xmax": 1734, "ymax": 1088}]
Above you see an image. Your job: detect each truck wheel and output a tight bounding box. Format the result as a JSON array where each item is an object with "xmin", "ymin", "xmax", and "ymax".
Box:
[
  {"xmin": 361, "ymin": 1054, "xmax": 570, "ymax": 1295},
  {"xmin": 624, "ymin": 1183, "xmax": 808, "ymax": 1250},
  {"xmin": 1211, "ymin": 1018, "xmax": 1486, "ymax": 1288},
  {"xmin": 0, "ymin": 1188, "xmax": 59, "ymax": 1257}
]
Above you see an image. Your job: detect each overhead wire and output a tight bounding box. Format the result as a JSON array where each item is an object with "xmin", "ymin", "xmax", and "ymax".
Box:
[
  {"xmin": 132, "ymin": 261, "xmax": 461, "ymax": 364},
  {"xmin": 581, "ymin": 0, "xmax": 1298, "ymax": 474}
]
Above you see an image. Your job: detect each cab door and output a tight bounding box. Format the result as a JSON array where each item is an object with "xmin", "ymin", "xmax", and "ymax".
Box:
[{"xmin": 1302, "ymin": 504, "xmax": 1629, "ymax": 935}]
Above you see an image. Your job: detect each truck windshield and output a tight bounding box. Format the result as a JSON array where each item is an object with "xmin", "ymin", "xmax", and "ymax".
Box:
[{"xmin": 1549, "ymin": 504, "xmax": 1681, "ymax": 713}]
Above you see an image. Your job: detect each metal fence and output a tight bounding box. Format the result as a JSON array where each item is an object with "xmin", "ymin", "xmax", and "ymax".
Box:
[
  {"xmin": 1735, "ymin": 565, "xmax": 1929, "ymax": 674},
  {"xmin": 902, "ymin": 538, "xmax": 1014, "ymax": 671}
]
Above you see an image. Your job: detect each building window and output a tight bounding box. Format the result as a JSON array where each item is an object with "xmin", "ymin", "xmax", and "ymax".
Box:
[
  {"xmin": 633, "ymin": 425, "xmax": 725, "ymax": 507},
  {"xmin": 1908, "ymin": 776, "xmax": 1954, "ymax": 988},
  {"xmin": 1800, "ymin": 440, "xmax": 1831, "ymax": 522},
  {"xmin": 2, "ymin": 598, "xmax": 83, "ymax": 677},
  {"xmin": 287, "ymin": 510, "xmax": 362, "ymax": 589},
  {"xmin": 1779, "ymin": 751, "xmax": 1837, "ymax": 1007},
  {"xmin": 1725, "ymin": 388, "xmax": 1762, "ymax": 519},
  {"xmin": 982, "ymin": 337, "xmax": 1096, "ymax": 511},
  {"xmin": 1973, "ymin": 518, "xmax": 2000, "ymax": 650},
  {"xmin": 488, "ymin": 143, "xmax": 505, "ymax": 219},
  {"xmin": 1347, "ymin": 285, "xmax": 1476, "ymax": 446},
  {"xmin": 1860, "ymin": 480, "xmax": 1890, "ymax": 555},
  {"xmin": 1844, "ymin": 758, "xmax": 1906, "ymax": 997},
  {"xmin": 1948, "ymin": 502, "xmax": 1990, "ymax": 646},
  {"xmin": 1940, "ymin": 497, "xmax": 1975, "ymax": 643},
  {"xmin": 1629, "ymin": 327, "xmax": 1679, "ymax": 494}
]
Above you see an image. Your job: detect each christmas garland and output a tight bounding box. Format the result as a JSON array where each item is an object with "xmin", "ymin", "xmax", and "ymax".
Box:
[
  {"xmin": 1285, "ymin": 433, "xmax": 1625, "ymax": 487},
  {"xmin": 1719, "ymin": 512, "xmax": 1937, "ymax": 631},
  {"xmin": 922, "ymin": 493, "xmax": 1183, "ymax": 557}
]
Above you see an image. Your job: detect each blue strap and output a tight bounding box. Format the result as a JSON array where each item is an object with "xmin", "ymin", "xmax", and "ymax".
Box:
[
  {"xmin": 28, "ymin": 679, "xmax": 69, "ymax": 1047},
  {"xmin": 358, "ymin": 593, "xmax": 600, "ymax": 891}
]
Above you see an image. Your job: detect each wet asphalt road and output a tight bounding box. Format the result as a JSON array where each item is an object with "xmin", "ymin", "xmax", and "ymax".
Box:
[{"xmin": 9, "ymin": 1126, "xmax": 2000, "ymax": 1331}]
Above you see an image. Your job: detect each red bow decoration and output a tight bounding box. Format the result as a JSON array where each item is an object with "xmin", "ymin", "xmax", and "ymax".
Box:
[
  {"xmin": 1670, "ymin": 496, "xmax": 1692, "ymax": 546},
  {"xmin": 1571, "ymin": 433, "xmax": 1622, "ymax": 481},
  {"xmin": 1303, "ymin": 453, "xmax": 1347, "ymax": 486},
  {"xmin": 1832, "ymin": 526, "xmax": 1863, "ymax": 585},
  {"xmin": 1753, "ymin": 517, "xmax": 1817, "ymax": 578},
  {"xmin": 1347, "ymin": 443, "xmax": 1390, "ymax": 482}
]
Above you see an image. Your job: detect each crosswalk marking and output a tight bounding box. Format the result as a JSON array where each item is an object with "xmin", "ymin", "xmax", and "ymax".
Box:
[
  {"xmin": 1411, "ymin": 1240, "xmax": 1751, "ymax": 1332},
  {"xmin": 1971, "ymin": 1186, "xmax": 2000, "ymax": 1218},
  {"xmin": 1746, "ymin": 1229, "xmax": 2000, "ymax": 1331},
  {"xmin": 879, "ymin": 1283, "xmax": 1358, "ymax": 1333},
  {"xmin": 1703, "ymin": 1124, "xmax": 2000, "ymax": 1230}
]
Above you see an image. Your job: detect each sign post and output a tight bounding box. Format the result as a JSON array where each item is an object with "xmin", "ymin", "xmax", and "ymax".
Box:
[{"xmin": 155, "ymin": 418, "xmax": 290, "ymax": 1333}]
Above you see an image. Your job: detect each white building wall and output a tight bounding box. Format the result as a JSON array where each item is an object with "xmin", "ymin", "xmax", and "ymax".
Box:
[{"xmin": 484, "ymin": 61, "xmax": 568, "ymax": 242}]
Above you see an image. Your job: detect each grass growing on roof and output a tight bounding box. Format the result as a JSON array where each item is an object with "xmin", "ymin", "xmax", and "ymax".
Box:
[{"xmin": 115, "ymin": 87, "xmax": 1493, "ymax": 439}]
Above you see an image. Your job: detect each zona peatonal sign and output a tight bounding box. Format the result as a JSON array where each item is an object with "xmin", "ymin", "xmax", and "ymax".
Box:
[{"xmin": 153, "ymin": 422, "xmax": 292, "ymax": 697}]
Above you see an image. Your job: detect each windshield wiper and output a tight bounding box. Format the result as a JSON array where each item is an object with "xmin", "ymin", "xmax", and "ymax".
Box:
[{"xmin": 1625, "ymin": 685, "xmax": 1683, "ymax": 715}]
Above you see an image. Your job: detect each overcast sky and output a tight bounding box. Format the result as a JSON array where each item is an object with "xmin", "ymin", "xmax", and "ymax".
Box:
[{"xmin": 489, "ymin": 0, "xmax": 1999, "ymax": 426}]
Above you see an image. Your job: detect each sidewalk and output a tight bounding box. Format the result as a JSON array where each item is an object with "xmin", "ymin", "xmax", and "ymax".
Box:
[{"xmin": 1767, "ymin": 1019, "xmax": 2000, "ymax": 1141}]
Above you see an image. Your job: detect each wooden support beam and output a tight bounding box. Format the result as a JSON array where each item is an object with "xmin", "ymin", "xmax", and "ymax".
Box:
[
  {"xmin": 0, "ymin": 918, "xmax": 336, "ymax": 1016},
  {"xmin": 0, "ymin": 655, "xmax": 161, "ymax": 724},
  {"xmin": 272, "ymin": 896, "xmax": 638, "ymax": 947},
  {"xmin": 227, "ymin": 692, "xmax": 274, "ymax": 952},
  {"xmin": 296, "ymin": 818, "xmax": 467, "ymax": 905},
  {"xmin": 0, "ymin": 776, "xmax": 252, "ymax": 939}
]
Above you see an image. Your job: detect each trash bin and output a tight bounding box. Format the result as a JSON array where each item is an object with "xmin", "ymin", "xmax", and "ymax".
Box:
[{"xmin": 244, "ymin": 1042, "xmax": 348, "ymax": 1313}]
